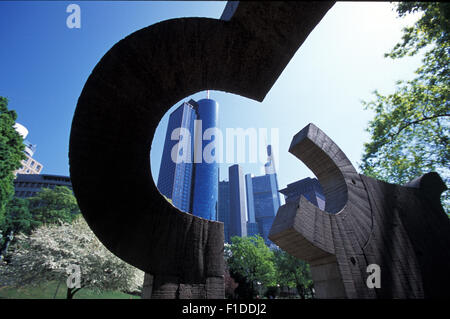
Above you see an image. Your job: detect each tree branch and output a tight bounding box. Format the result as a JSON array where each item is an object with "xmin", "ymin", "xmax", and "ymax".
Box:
[{"xmin": 391, "ymin": 113, "xmax": 450, "ymax": 140}]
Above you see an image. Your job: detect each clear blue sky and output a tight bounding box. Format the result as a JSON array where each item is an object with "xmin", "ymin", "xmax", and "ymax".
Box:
[{"xmin": 1, "ymin": 1, "xmax": 423, "ymax": 198}]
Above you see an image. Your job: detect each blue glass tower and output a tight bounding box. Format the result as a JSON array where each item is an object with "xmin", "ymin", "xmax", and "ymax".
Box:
[
  {"xmin": 191, "ymin": 99, "xmax": 219, "ymax": 220},
  {"xmin": 157, "ymin": 98, "xmax": 218, "ymax": 220},
  {"xmin": 246, "ymin": 174, "xmax": 280, "ymax": 244},
  {"xmin": 245, "ymin": 145, "xmax": 281, "ymax": 245},
  {"xmin": 279, "ymin": 177, "xmax": 325, "ymax": 210},
  {"xmin": 218, "ymin": 181, "xmax": 231, "ymax": 243},
  {"xmin": 157, "ymin": 101, "xmax": 196, "ymax": 212},
  {"xmin": 218, "ymin": 145, "xmax": 281, "ymax": 245},
  {"xmin": 245, "ymin": 174, "xmax": 259, "ymax": 237}
]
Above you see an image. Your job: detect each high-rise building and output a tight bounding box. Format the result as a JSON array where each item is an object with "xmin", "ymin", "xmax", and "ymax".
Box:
[
  {"xmin": 157, "ymin": 98, "xmax": 218, "ymax": 220},
  {"xmin": 245, "ymin": 174, "xmax": 259, "ymax": 237},
  {"xmin": 246, "ymin": 174, "xmax": 281, "ymax": 245},
  {"xmin": 218, "ymin": 181, "xmax": 231, "ymax": 243},
  {"xmin": 264, "ymin": 144, "xmax": 276, "ymax": 175},
  {"xmin": 13, "ymin": 123, "xmax": 43, "ymax": 175},
  {"xmin": 218, "ymin": 145, "xmax": 281, "ymax": 245},
  {"xmin": 245, "ymin": 145, "xmax": 281, "ymax": 245},
  {"xmin": 157, "ymin": 100, "xmax": 196, "ymax": 212},
  {"xmin": 191, "ymin": 99, "xmax": 219, "ymax": 220},
  {"xmin": 228, "ymin": 164, "xmax": 248, "ymax": 239},
  {"xmin": 279, "ymin": 177, "xmax": 325, "ymax": 210}
]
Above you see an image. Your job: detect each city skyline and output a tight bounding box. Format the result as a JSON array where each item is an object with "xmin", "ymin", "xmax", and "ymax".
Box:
[
  {"xmin": 219, "ymin": 145, "xmax": 281, "ymax": 245},
  {"xmin": 1, "ymin": 2, "xmax": 424, "ymax": 195}
]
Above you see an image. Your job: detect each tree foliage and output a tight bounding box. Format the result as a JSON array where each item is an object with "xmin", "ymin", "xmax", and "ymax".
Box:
[
  {"xmin": 28, "ymin": 186, "xmax": 80, "ymax": 226},
  {"xmin": 273, "ymin": 248, "xmax": 314, "ymax": 299},
  {"xmin": 0, "ymin": 197, "xmax": 37, "ymax": 236},
  {"xmin": 224, "ymin": 259, "xmax": 239, "ymax": 299},
  {"xmin": 226, "ymin": 235, "xmax": 276, "ymax": 298},
  {"xmin": 360, "ymin": 2, "xmax": 449, "ymax": 210},
  {"xmin": 0, "ymin": 216, "xmax": 144, "ymax": 298},
  {"xmin": 0, "ymin": 97, "xmax": 25, "ymax": 224}
]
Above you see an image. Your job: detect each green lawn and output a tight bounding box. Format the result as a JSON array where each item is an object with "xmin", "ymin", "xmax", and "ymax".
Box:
[{"xmin": 0, "ymin": 281, "xmax": 140, "ymax": 299}]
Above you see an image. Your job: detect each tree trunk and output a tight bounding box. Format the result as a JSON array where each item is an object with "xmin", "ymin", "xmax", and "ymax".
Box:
[
  {"xmin": 296, "ymin": 284, "xmax": 305, "ymax": 299},
  {"xmin": 66, "ymin": 288, "xmax": 73, "ymax": 299},
  {"xmin": 66, "ymin": 287, "xmax": 82, "ymax": 299}
]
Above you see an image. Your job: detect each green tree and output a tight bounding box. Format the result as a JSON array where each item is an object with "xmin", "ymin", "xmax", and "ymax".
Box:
[
  {"xmin": 227, "ymin": 235, "xmax": 276, "ymax": 298},
  {"xmin": 1, "ymin": 197, "xmax": 37, "ymax": 236},
  {"xmin": 28, "ymin": 186, "xmax": 80, "ymax": 225},
  {"xmin": 273, "ymin": 249, "xmax": 314, "ymax": 299},
  {"xmin": 360, "ymin": 2, "xmax": 449, "ymax": 211},
  {"xmin": 0, "ymin": 97, "xmax": 26, "ymax": 225}
]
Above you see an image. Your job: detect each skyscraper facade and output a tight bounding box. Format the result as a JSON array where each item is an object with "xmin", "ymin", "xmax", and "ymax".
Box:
[
  {"xmin": 157, "ymin": 98, "xmax": 219, "ymax": 220},
  {"xmin": 245, "ymin": 174, "xmax": 259, "ymax": 237},
  {"xmin": 191, "ymin": 99, "xmax": 219, "ymax": 220},
  {"xmin": 279, "ymin": 177, "xmax": 325, "ymax": 210},
  {"xmin": 228, "ymin": 164, "xmax": 247, "ymax": 239},
  {"xmin": 157, "ymin": 100, "xmax": 196, "ymax": 213},
  {"xmin": 218, "ymin": 180, "xmax": 231, "ymax": 243},
  {"xmin": 245, "ymin": 145, "xmax": 281, "ymax": 245},
  {"xmin": 245, "ymin": 173, "xmax": 281, "ymax": 245}
]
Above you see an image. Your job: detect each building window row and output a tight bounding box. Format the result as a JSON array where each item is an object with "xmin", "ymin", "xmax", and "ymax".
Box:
[
  {"xmin": 15, "ymin": 190, "xmax": 37, "ymax": 197},
  {"xmin": 15, "ymin": 182, "xmax": 71, "ymax": 189}
]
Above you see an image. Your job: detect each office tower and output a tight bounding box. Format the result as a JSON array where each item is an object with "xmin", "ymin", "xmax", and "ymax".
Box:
[
  {"xmin": 246, "ymin": 174, "xmax": 280, "ymax": 245},
  {"xmin": 157, "ymin": 100, "xmax": 196, "ymax": 212},
  {"xmin": 218, "ymin": 181, "xmax": 231, "ymax": 243},
  {"xmin": 191, "ymin": 99, "xmax": 219, "ymax": 220},
  {"xmin": 264, "ymin": 144, "xmax": 276, "ymax": 175},
  {"xmin": 13, "ymin": 123, "xmax": 43, "ymax": 175},
  {"xmin": 217, "ymin": 145, "xmax": 281, "ymax": 245},
  {"xmin": 245, "ymin": 174, "xmax": 259, "ymax": 237},
  {"xmin": 228, "ymin": 164, "xmax": 247, "ymax": 238},
  {"xmin": 279, "ymin": 177, "xmax": 325, "ymax": 210},
  {"xmin": 245, "ymin": 145, "xmax": 281, "ymax": 245},
  {"xmin": 157, "ymin": 98, "xmax": 218, "ymax": 220}
]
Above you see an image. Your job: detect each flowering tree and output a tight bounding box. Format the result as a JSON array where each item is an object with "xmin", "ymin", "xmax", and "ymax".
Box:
[{"xmin": 0, "ymin": 216, "xmax": 144, "ymax": 298}]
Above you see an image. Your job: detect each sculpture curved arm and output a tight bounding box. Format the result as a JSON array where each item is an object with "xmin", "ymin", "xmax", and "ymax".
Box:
[
  {"xmin": 69, "ymin": 2, "xmax": 335, "ymax": 298},
  {"xmin": 270, "ymin": 123, "xmax": 450, "ymax": 299}
]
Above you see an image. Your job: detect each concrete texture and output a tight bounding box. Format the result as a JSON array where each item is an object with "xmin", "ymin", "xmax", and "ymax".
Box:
[{"xmin": 269, "ymin": 123, "xmax": 450, "ymax": 298}]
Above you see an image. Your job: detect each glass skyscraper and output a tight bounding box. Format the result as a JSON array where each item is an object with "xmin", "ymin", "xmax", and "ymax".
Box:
[
  {"xmin": 244, "ymin": 145, "xmax": 281, "ymax": 245},
  {"xmin": 279, "ymin": 177, "xmax": 325, "ymax": 210},
  {"xmin": 218, "ymin": 145, "xmax": 281, "ymax": 245},
  {"xmin": 191, "ymin": 99, "xmax": 219, "ymax": 220},
  {"xmin": 245, "ymin": 173, "xmax": 281, "ymax": 245},
  {"xmin": 245, "ymin": 174, "xmax": 259, "ymax": 237},
  {"xmin": 218, "ymin": 180, "xmax": 231, "ymax": 243},
  {"xmin": 228, "ymin": 164, "xmax": 248, "ymax": 239},
  {"xmin": 157, "ymin": 98, "xmax": 218, "ymax": 220}
]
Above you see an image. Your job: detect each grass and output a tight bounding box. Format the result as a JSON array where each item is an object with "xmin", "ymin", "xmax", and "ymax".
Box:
[{"xmin": 0, "ymin": 281, "xmax": 140, "ymax": 299}]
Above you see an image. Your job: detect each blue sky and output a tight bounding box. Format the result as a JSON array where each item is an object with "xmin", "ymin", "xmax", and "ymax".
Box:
[{"xmin": 1, "ymin": 1, "xmax": 423, "ymax": 198}]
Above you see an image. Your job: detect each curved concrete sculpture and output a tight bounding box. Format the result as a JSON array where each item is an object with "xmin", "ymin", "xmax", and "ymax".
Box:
[
  {"xmin": 269, "ymin": 123, "xmax": 450, "ymax": 298},
  {"xmin": 69, "ymin": 2, "xmax": 335, "ymax": 298}
]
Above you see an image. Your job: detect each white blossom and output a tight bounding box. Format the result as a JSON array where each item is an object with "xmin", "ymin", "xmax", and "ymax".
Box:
[{"xmin": 0, "ymin": 216, "xmax": 144, "ymax": 295}]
